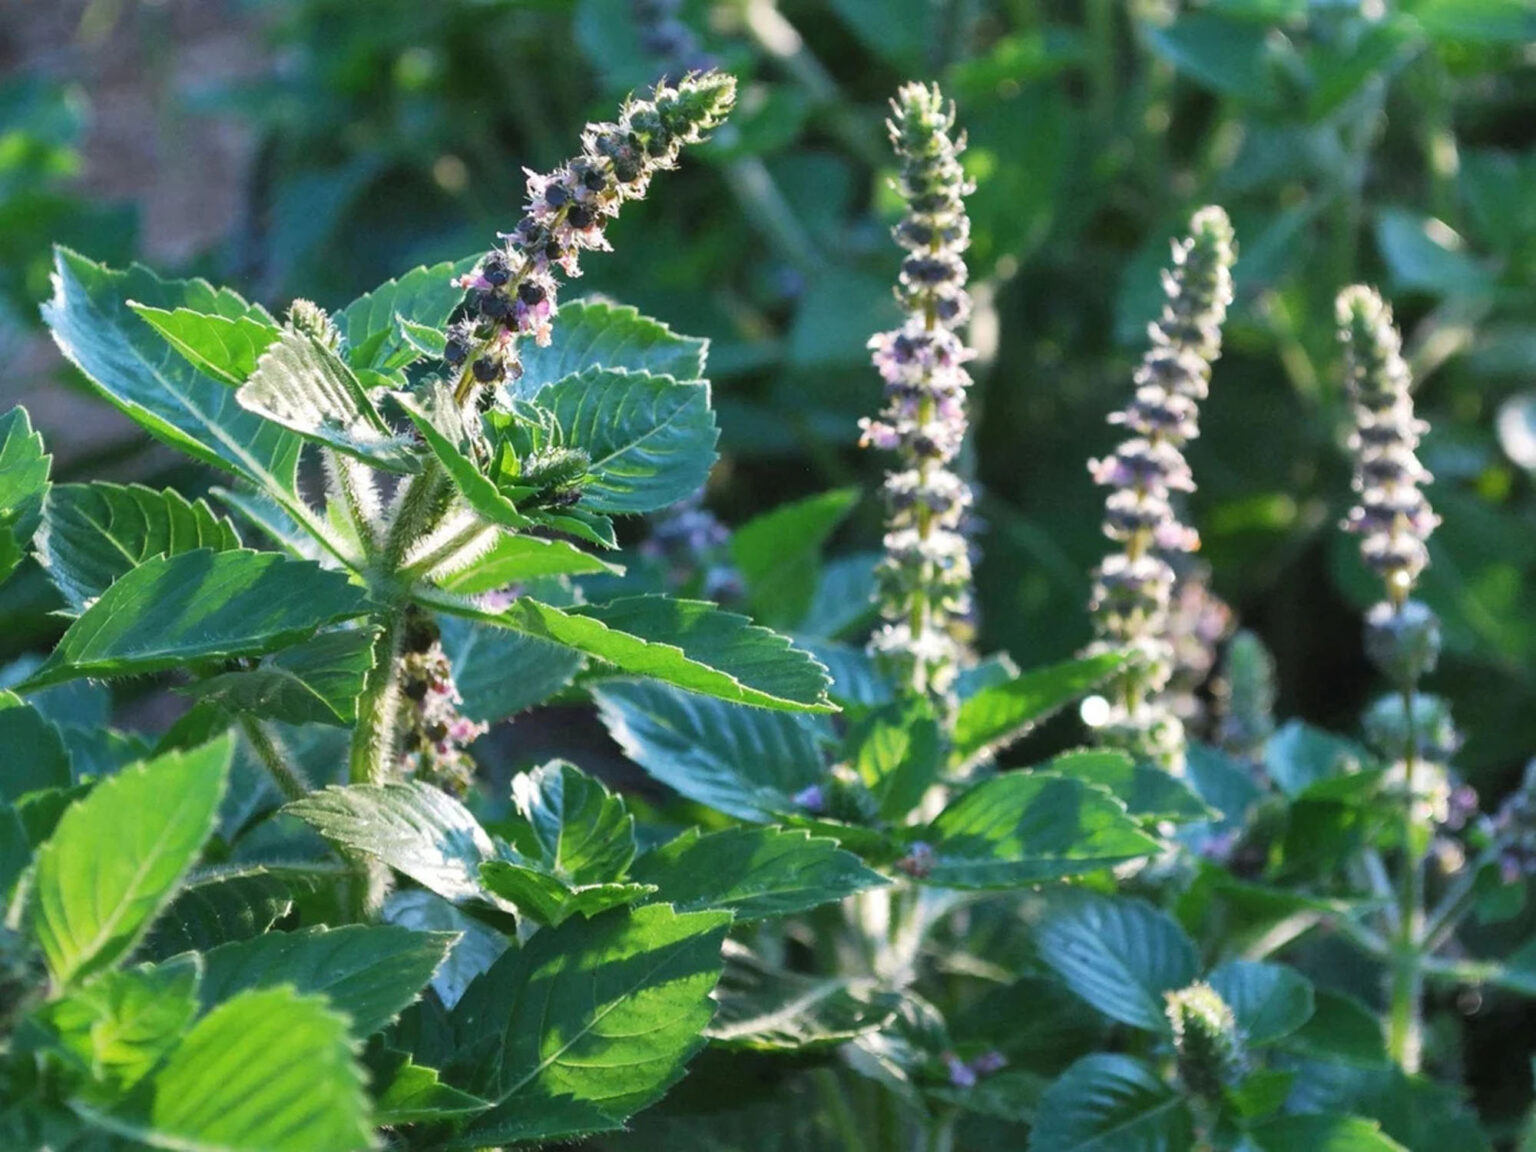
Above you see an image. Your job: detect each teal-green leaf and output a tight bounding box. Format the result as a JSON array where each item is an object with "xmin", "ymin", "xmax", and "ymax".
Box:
[
  {"xmin": 36, "ymin": 482, "xmax": 242, "ymax": 614},
  {"xmin": 516, "ymin": 299, "xmax": 708, "ymax": 394},
  {"xmin": 951, "ymin": 651, "xmax": 1127, "ymax": 768},
  {"xmin": 478, "ymin": 861, "xmax": 654, "ymax": 927},
  {"xmin": 0, "ymin": 702, "xmax": 71, "ymax": 800},
  {"xmin": 0, "ymin": 406, "xmax": 51, "ymax": 584},
  {"xmin": 510, "ymin": 759, "xmax": 636, "ymax": 883},
  {"xmin": 443, "ymin": 904, "xmax": 728, "ymax": 1148},
  {"xmin": 630, "ymin": 826, "xmax": 886, "ymax": 920},
  {"xmin": 1045, "ymin": 748, "xmax": 1214, "ymax": 824},
  {"xmin": 180, "ymin": 627, "xmax": 377, "ymax": 726},
  {"xmin": 729, "ymin": 487, "xmax": 859, "ymax": 629},
  {"xmin": 846, "ymin": 697, "xmax": 943, "ymax": 820},
  {"xmin": 1245, "ymin": 1113, "xmax": 1407, "ymax": 1152},
  {"xmin": 22, "ymin": 550, "xmax": 370, "ymax": 690},
  {"xmin": 440, "ymin": 614, "xmax": 584, "ymax": 723},
  {"xmin": 1034, "ymin": 894, "xmax": 1199, "ymax": 1033},
  {"xmin": 921, "ymin": 774, "xmax": 1160, "ymax": 889},
  {"xmin": 592, "ymin": 679, "xmax": 827, "ymax": 820},
  {"xmin": 139, "ymin": 867, "xmax": 295, "ymax": 959},
  {"xmin": 128, "ymin": 303, "xmax": 281, "ymax": 387},
  {"xmin": 338, "ymin": 259, "xmax": 473, "ymax": 371},
  {"xmin": 198, "ymin": 925, "xmax": 452, "ymax": 1038},
  {"xmin": 1207, "ymin": 960, "xmax": 1315, "ymax": 1046},
  {"xmin": 537, "ymin": 368, "xmax": 718, "ymax": 515},
  {"xmin": 1026, "ymin": 1054, "xmax": 1192, "ymax": 1152},
  {"xmin": 706, "ymin": 943, "xmax": 900, "ymax": 1051},
  {"xmin": 30, "ymin": 737, "xmax": 233, "ymax": 985},
  {"xmin": 381, "ymin": 889, "xmax": 508, "ymax": 1009}
]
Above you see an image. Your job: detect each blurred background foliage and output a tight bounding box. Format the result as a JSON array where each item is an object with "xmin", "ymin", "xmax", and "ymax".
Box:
[{"xmin": 2, "ymin": 1, "xmax": 1535, "ymax": 792}]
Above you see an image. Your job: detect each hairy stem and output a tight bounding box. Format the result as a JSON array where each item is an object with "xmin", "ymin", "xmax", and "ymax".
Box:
[
  {"xmin": 348, "ymin": 612, "xmax": 404, "ymax": 786},
  {"xmin": 1387, "ymin": 678, "xmax": 1424, "ymax": 1073},
  {"xmin": 239, "ymin": 715, "xmax": 310, "ymax": 802}
]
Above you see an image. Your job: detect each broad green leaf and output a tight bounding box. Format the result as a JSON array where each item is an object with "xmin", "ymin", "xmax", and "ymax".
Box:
[
  {"xmin": 537, "ymin": 368, "xmax": 717, "ymax": 515},
  {"xmin": 1264, "ymin": 721, "xmax": 1372, "ymax": 799},
  {"xmin": 42, "ymin": 958, "xmax": 199, "ymax": 1095},
  {"xmin": 145, "ymin": 986, "xmax": 374, "ymax": 1152},
  {"xmin": 371, "ymin": 1052, "xmax": 489, "ymax": 1126},
  {"xmin": 1026, "ymin": 1054, "xmax": 1192, "ymax": 1152},
  {"xmin": 1143, "ymin": 11, "xmax": 1277, "ymax": 102},
  {"xmin": 1413, "ymin": 0, "xmax": 1536, "ymax": 47},
  {"xmin": 478, "ymin": 861, "xmax": 654, "ymax": 927},
  {"xmin": 443, "ymin": 904, "xmax": 728, "ymax": 1148},
  {"xmin": 0, "ymin": 702, "xmax": 71, "ymax": 799},
  {"xmin": 1046, "ymin": 748, "xmax": 1213, "ymax": 824},
  {"xmin": 516, "ymin": 300, "xmax": 708, "ymax": 394},
  {"xmin": 1034, "ymin": 894, "xmax": 1199, "ymax": 1032},
  {"xmin": 0, "ymin": 406, "xmax": 50, "ymax": 584},
  {"xmin": 592, "ymin": 679, "xmax": 826, "ymax": 820},
  {"xmin": 238, "ymin": 327, "xmax": 419, "ymax": 473},
  {"xmin": 805, "ymin": 639, "xmax": 895, "ymax": 708},
  {"xmin": 139, "ymin": 868, "xmax": 295, "ymax": 959},
  {"xmin": 799, "ymin": 551, "xmax": 882, "ymax": 641},
  {"xmin": 1282, "ymin": 989, "xmax": 1388, "ymax": 1066},
  {"xmin": 1374, "ymin": 209, "xmax": 1490, "ymax": 298},
  {"xmin": 630, "ymin": 826, "xmax": 886, "ymax": 920},
  {"xmin": 36, "ymin": 482, "xmax": 241, "ymax": 614},
  {"xmin": 440, "ymin": 614, "xmax": 584, "ymax": 723},
  {"xmin": 14, "ymin": 783, "xmax": 92, "ymax": 850},
  {"xmin": 846, "ymin": 697, "xmax": 942, "ymax": 819},
  {"xmin": 729, "ymin": 488, "xmax": 859, "ymax": 629},
  {"xmin": 430, "ymin": 593, "xmax": 835, "ymax": 713},
  {"xmin": 1207, "ymin": 960, "xmax": 1314, "ymax": 1046},
  {"xmin": 199, "ymin": 925, "xmax": 452, "ymax": 1038},
  {"xmin": 954, "ymin": 976, "xmax": 1108, "ymax": 1077},
  {"xmin": 22, "ymin": 550, "xmax": 370, "ymax": 690},
  {"xmin": 952, "ymin": 651, "xmax": 1127, "ymax": 767},
  {"xmin": 510, "ymin": 759, "xmax": 635, "ymax": 883},
  {"xmin": 128, "ymin": 304, "xmax": 281, "ymax": 386},
  {"xmin": 31, "ymin": 737, "xmax": 233, "ymax": 985},
  {"xmin": 382, "ymin": 889, "xmax": 507, "ymax": 1009},
  {"xmin": 1283, "ymin": 1063, "xmax": 1488, "ymax": 1151},
  {"xmin": 338, "ymin": 259, "xmax": 472, "ymax": 371},
  {"xmin": 180, "ymin": 627, "xmax": 377, "ymax": 726},
  {"xmin": 706, "ymin": 943, "xmax": 900, "ymax": 1051},
  {"xmin": 286, "ymin": 782, "xmax": 506, "ymax": 909},
  {"xmin": 434, "ymin": 532, "xmax": 620, "ymax": 595},
  {"xmin": 1246, "ymin": 1114, "xmax": 1407, "ymax": 1152},
  {"xmin": 921, "ymin": 774, "xmax": 1160, "ymax": 889},
  {"xmin": 0, "ymin": 804, "xmax": 31, "ymax": 898}
]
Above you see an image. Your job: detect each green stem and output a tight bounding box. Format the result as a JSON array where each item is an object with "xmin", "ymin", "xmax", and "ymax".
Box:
[
  {"xmin": 1387, "ymin": 679, "xmax": 1424, "ymax": 1073},
  {"xmin": 922, "ymin": 1111, "xmax": 956, "ymax": 1152},
  {"xmin": 1422, "ymin": 850, "xmax": 1487, "ymax": 954},
  {"xmin": 239, "ymin": 716, "xmax": 309, "ymax": 802},
  {"xmin": 348, "ymin": 611, "xmax": 404, "ymax": 785}
]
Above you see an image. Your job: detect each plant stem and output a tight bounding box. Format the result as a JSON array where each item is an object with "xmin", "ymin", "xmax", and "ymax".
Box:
[
  {"xmin": 1387, "ymin": 678, "xmax": 1424, "ymax": 1073},
  {"xmin": 348, "ymin": 611, "xmax": 403, "ymax": 785},
  {"xmin": 922, "ymin": 1111, "xmax": 956, "ymax": 1152},
  {"xmin": 239, "ymin": 716, "xmax": 309, "ymax": 802}
]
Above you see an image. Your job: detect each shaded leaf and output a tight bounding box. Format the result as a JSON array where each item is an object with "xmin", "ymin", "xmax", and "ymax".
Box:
[
  {"xmin": 381, "ymin": 889, "xmax": 507, "ymax": 1010},
  {"xmin": 0, "ymin": 406, "xmax": 50, "ymax": 584},
  {"xmin": 1246, "ymin": 1113, "xmax": 1406, "ymax": 1152},
  {"xmin": 180, "ymin": 627, "xmax": 377, "ymax": 726},
  {"xmin": 706, "ymin": 942, "xmax": 900, "ymax": 1051},
  {"xmin": 0, "ymin": 702, "xmax": 71, "ymax": 800},
  {"xmin": 440, "ymin": 613, "xmax": 584, "ymax": 723},
  {"xmin": 1207, "ymin": 960, "xmax": 1314, "ymax": 1046},
  {"xmin": 478, "ymin": 861, "xmax": 654, "ymax": 927},
  {"xmin": 139, "ymin": 868, "xmax": 295, "ymax": 959},
  {"xmin": 952, "ymin": 652, "xmax": 1127, "ymax": 767},
  {"xmin": 1046, "ymin": 748, "xmax": 1213, "ymax": 824},
  {"xmin": 1026, "ymin": 1054, "xmax": 1192, "ymax": 1152},
  {"xmin": 371, "ymin": 1052, "xmax": 489, "ymax": 1126},
  {"xmin": 730, "ymin": 488, "xmax": 859, "ymax": 629}
]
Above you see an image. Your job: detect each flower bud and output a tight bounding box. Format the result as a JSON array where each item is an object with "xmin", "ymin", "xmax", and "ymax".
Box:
[
  {"xmin": 1363, "ymin": 692, "xmax": 1460, "ymax": 765},
  {"xmin": 1363, "ymin": 599, "xmax": 1441, "ymax": 685},
  {"xmin": 1165, "ymin": 982, "xmax": 1247, "ymax": 1101}
]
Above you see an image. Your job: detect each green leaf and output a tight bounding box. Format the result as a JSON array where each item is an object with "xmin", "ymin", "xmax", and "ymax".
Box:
[
  {"xmin": 537, "ymin": 368, "xmax": 718, "ymax": 515},
  {"xmin": 431, "ymin": 593, "xmax": 835, "ymax": 712},
  {"xmin": 0, "ymin": 406, "xmax": 51, "ymax": 584},
  {"xmin": 22, "ymin": 550, "xmax": 370, "ymax": 690},
  {"xmin": 1412, "ymin": 0, "xmax": 1536, "ymax": 46},
  {"xmin": 0, "ymin": 804, "xmax": 32, "ymax": 898},
  {"xmin": 0, "ymin": 702, "xmax": 71, "ymax": 800},
  {"xmin": 238, "ymin": 327, "xmax": 420, "ymax": 473},
  {"xmin": 478, "ymin": 861, "xmax": 654, "ymax": 927},
  {"xmin": 592, "ymin": 679, "xmax": 827, "ymax": 820},
  {"xmin": 1034, "ymin": 894, "xmax": 1199, "ymax": 1032},
  {"xmin": 921, "ymin": 774, "xmax": 1160, "ymax": 889},
  {"xmin": 1046, "ymin": 748, "xmax": 1214, "ymax": 824},
  {"xmin": 800, "ymin": 551, "xmax": 881, "ymax": 641},
  {"xmin": 139, "ymin": 868, "xmax": 295, "ymax": 959},
  {"xmin": 433, "ymin": 532, "xmax": 620, "ymax": 595},
  {"xmin": 371, "ymin": 1052, "xmax": 489, "ymax": 1126},
  {"xmin": 439, "ymin": 613, "xmax": 584, "ymax": 723},
  {"xmin": 443, "ymin": 904, "xmax": 728, "ymax": 1147},
  {"xmin": 1245, "ymin": 1114, "xmax": 1407, "ymax": 1152},
  {"xmin": 951, "ymin": 651, "xmax": 1127, "ymax": 767},
  {"xmin": 41, "ymin": 958, "xmax": 199, "ymax": 1095},
  {"xmin": 516, "ymin": 300, "xmax": 708, "ymax": 394},
  {"xmin": 630, "ymin": 826, "xmax": 886, "ymax": 920},
  {"xmin": 381, "ymin": 889, "xmax": 507, "ymax": 1009},
  {"xmin": 198, "ymin": 925, "xmax": 452, "ymax": 1038},
  {"xmin": 1207, "ymin": 960, "xmax": 1314, "ymax": 1046},
  {"xmin": 1026, "ymin": 1054, "xmax": 1192, "ymax": 1152},
  {"xmin": 1374, "ymin": 209, "xmax": 1490, "ymax": 298},
  {"xmin": 30, "ymin": 737, "xmax": 233, "ymax": 985},
  {"xmin": 143, "ymin": 986, "xmax": 375, "ymax": 1152},
  {"xmin": 1263, "ymin": 722, "xmax": 1373, "ymax": 799},
  {"xmin": 706, "ymin": 943, "xmax": 900, "ymax": 1051},
  {"xmin": 179, "ymin": 627, "xmax": 377, "ymax": 726},
  {"xmin": 510, "ymin": 759, "xmax": 635, "ymax": 883},
  {"xmin": 338, "ymin": 259, "xmax": 472, "ymax": 371},
  {"xmin": 128, "ymin": 303, "xmax": 281, "ymax": 386},
  {"xmin": 729, "ymin": 488, "xmax": 859, "ymax": 629},
  {"xmin": 1143, "ymin": 11, "xmax": 1277, "ymax": 102},
  {"xmin": 286, "ymin": 782, "xmax": 505, "ymax": 909},
  {"xmin": 396, "ymin": 385, "xmax": 534, "ymax": 534},
  {"xmin": 36, "ymin": 482, "xmax": 242, "ymax": 614},
  {"xmin": 846, "ymin": 698, "xmax": 943, "ymax": 820},
  {"xmin": 1281, "ymin": 989, "xmax": 1388, "ymax": 1066}
]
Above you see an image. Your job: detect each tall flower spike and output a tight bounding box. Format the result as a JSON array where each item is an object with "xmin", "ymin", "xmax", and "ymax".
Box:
[
  {"xmin": 443, "ymin": 71, "xmax": 736, "ymax": 406},
  {"xmin": 860, "ymin": 83, "xmax": 977, "ymax": 703},
  {"xmin": 1087, "ymin": 206, "xmax": 1236, "ymax": 773}
]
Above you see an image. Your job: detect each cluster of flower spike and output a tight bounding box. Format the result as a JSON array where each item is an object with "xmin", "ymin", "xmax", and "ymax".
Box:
[
  {"xmin": 859, "ymin": 83, "xmax": 977, "ymax": 700},
  {"xmin": 394, "ymin": 611, "xmax": 487, "ymax": 795},
  {"xmin": 442, "ymin": 72, "xmax": 735, "ymax": 405},
  {"xmin": 1087, "ymin": 206, "xmax": 1235, "ymax": 771},
  {"xmin": 1165, "ymin": 982, "xmax": 1248, "ymax": 1102},
  {"xmin": 1337, "ymin": 285, "xmax": 1439, "ymax": 603}
]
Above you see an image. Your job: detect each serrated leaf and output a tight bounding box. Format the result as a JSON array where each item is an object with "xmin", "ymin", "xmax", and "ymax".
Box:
[
  {"xmin": 286, "ymin": 782, "xmax": 505, "ymax": 909},
  {"xmin": 0, "ymin": 702, "xmax": 71, "ymax": 800},
  {"xmin": 140, "ymin": 986, "xmax": 375, "ymax": 1152},
  {"xmin": 478, "ymin": 861, "xmax": 654, "ymax": 926},
  {"xmin": 730, "ymin": 488, "xmax": 859, "ymax": 629},
  {"xmin": 1207, "ymin": 960, "xmax": 1314, "ymax": 1046},
  {"xmin": 509, "ymin": 759, "xmax": 635, "ymax": 883},
  {"xmin": 952, "ymin": 651, "xmax": 1127, "ymax": 767},
  {"xmin": 1026, "ymin": 1054, "xmax": 1192, "ymax": 1152},
  {"xmin": 238, "ymin": 327, "xmax": 420, "ymax": 473},
  {"xmin": 1034, "ymin": 894, "xmax": 1199, "ymax": 1032},
  {"xmin": 22, "ymin": 550, "xmax": 370, "ymax": 690},
  {"xmin": 36, "ymin": 482, "xmax": 242, "ymax": 614},
  {"xmin": 630, "ymin": 826, "xmax": 886, "ymax": 920},
  {"xmin": 381, "ymin": 890, "xmax": 507, "ymax": 1010},
  {"xmin": 434, "ymin": 532, "xmax": 620, "ymax": 595},
  {"xmin": 1246, "ymin": 1113, "xmax": 1407, "ymax": 1152},
  {"xmin": 921, "ymin": 774, "xmax": 1161, "ymax": 889},
  {"xmin": 42, "ymin": 957, "xmax": 199, "ymax": 1095},
  {"xmin": 440, "ymin": 614, "xmax": 584, "ymax": 723},
  {"xmin": 442, "ymin": 904, "xmax": 728, "ymax": 1148},
  {"xmin": 593, "ymin": 679, "xmax": 827, "ymax": 820},
  {"xmin": 372, "ymin": 1052, "xmax": 489, "ymax": 1125},
  {"xmin": 429, "ymin": 592, "xmax": 835, "ymax": 712},
  {"xmin": 180, "ymin": 627, "xmax": 377, "ymax": 726},
  {"xmin": 338, "ymin": 259, "xmax": 473, "ymax": 371},
  {"xmin": 128, "ymin": 303, "xmax": 281, "ymax": 386},
  {"xmin": 198, "ymin": 925, "xmax": 451, "ymax": 1038},
  {"xmin": 138, "ymin": 868, "xmax": 295, "ymax": 959},
  {"xmin": 846, "ymin": 697, "xmax": 942, "ymax": 820},
  {"xmin": 31, "ymin": 737, "xmax": 233, "ymax": 985},
  {"xmin": 516, "ymin": 299, "xmax": 708, "ymax": 395},
  {"xmin": 1046, "ymin": 748, "xmax": 1214, "ymax": 824},
  {"xmin": 395, "ymin": 386, "xmax": 535, "ymax": 534},
  {"xmin": 706, "ymin": 943, "xmax": 900, "ymax": 1051},
  {"xmin": 535, "ymin": 368, "xmax": 717, "ymax": 515},
  {"xmin": 0, "ymin": 406, "xmax": 51, "ymax": 584}
]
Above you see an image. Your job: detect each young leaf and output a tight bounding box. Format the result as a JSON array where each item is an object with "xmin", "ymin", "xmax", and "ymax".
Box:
[
  {"xmin": 396, "ymin": 386, "xmax": 534, "ymax": 533},
  {"xmin": 478, "ymin": 861, "xmax": 655, "ymax": 927},
  {"xmin": 179, "ymin": 627, "xmax": 377, "ymax": 727},
  {"xmin": 0, "ymin": 406, "xmax": 51, "ymax": 584},
  {"xmin": 1026, "ymin": 1054, "xmax": 1192, "ymax": 1152},
  {"xmin": 510, "ymin": 760, "xmax": 636, "ymax": 883},
  {"xmin": 630, "ymin": 826, "xmax": 886, "ymax": 920},
  {"xmin": 443, "ymin": 904, "xmax": 728, "ymax": 1148},
  {"xmin": 1245, "ymin": 1114, "xmax": 1407, "ymax": 1152},
  {"xmin": 22, "ymin": 550, "xmax": 370, "ymax": 690},
  {"xmin": 534, "ymin": 368, "xmax": 717, "ymax": 515},
  {"xmin": 30, "ymin": 737, "xmax": 234, "ymax": 985},
  {"xmin": 381, "ymin": 890, "xmax": 507, "ymax": 1010},
  {"xmin": 128, "ymin": 303, "xmax": 281, "ymax": 386},
  {"xmin": 706, "ymin": 943, "xmax": 900, "ymax": 1051},
  {"xmin": 439, "ymin": 614, "xmax": 584, "ymax": 723},
  {"xmin": 1207, "ymin": 960, "xmax": 1315, "ymax": 1046},
  {"xmin": 921, "ymin": 774, "xmax": 1160, "ymax": 889},
  {"xmin": 36, "ymin": 482, "xmax": 242, "ymax": 614},
  {"xmin": 730, "ymin": 487, "xmax": 859, "ymax": 629},
  {"xmin": 516, "ymin": 300, "xmax": 708, "ymax": 395},
  {"xmin": 238, "ymin": 327, "xmax": 420, "ymax": 473},
  {"xmin": 338, "ymin": 259, "xmax": 473, "ymax": 371},
  {"xmin": 1034, "ymin": 893, "xmax": 1199, "ymax": 1032},
  {"xmin": 592, "ymin": 679, "xmax": 827, "ymax": 820},
  {"xmin": 139, "ymin": 867, "xmax": 296, "ymax": 959},
  {"xmin": 951, "ymin": 651, "xmax": 1128, "ymax": 767},
  {"xmin": 1044, "ymin": 748, "xmax": 1214, "ymax": 824},
  {"xmin": 198, "ymin": 925, "xmax": 452, "ymax": 1038}
]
